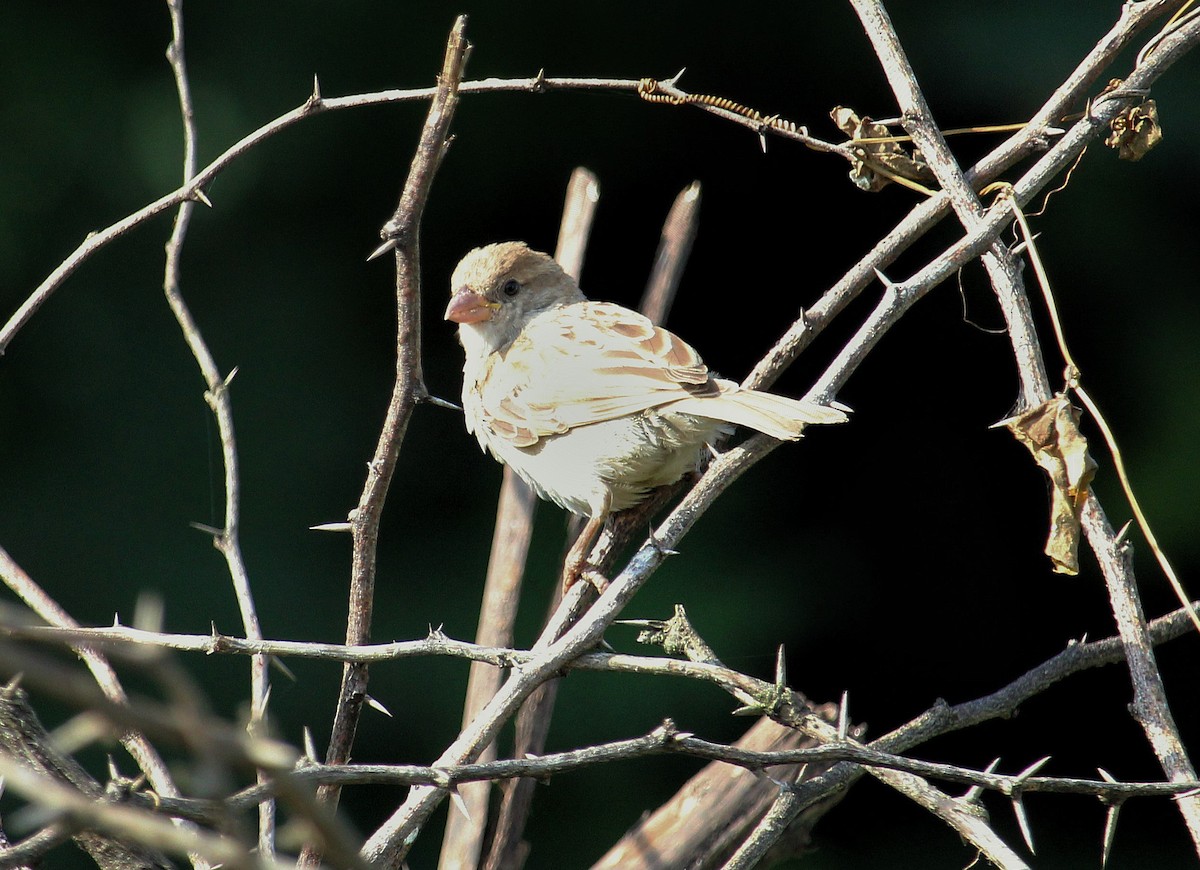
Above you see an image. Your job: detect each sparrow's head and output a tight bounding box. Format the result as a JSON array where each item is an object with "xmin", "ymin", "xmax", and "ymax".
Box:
[{"xmin": 446, "ymin": 242, "xmax": 585, "ymax": 355}]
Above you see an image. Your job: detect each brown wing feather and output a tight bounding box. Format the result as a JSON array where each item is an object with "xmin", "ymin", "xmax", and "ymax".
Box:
[{"xmin": 478, "ymin": 302, "xmax": 714, "ymax": 444}]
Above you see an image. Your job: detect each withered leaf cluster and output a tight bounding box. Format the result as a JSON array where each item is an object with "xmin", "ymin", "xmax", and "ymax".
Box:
[
  {"xmin": 1100, "ymin": 78, "xmax": 1163, "ymax": 161},
  {"xmin": 1002, "ymin": 396, "xmax": 1099, "ymax": 575},
  {"xmin": 830, "ymin": 106, "xmax": 936, "ymax": 192}
]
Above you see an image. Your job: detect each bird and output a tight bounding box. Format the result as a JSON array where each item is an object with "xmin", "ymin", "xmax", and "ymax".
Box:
[{"xmin": 444, "ymin": 241, "xmax": 847, "ymax": 591}]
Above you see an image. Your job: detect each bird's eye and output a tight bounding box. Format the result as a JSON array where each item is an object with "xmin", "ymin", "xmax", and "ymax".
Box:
[{"xmin": 501, "ymin": 279, "xmax": 521, "ymax": 297}]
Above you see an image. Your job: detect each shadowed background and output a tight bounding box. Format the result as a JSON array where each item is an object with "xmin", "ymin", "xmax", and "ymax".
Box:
[{"xmin": 1, "ymin": 1, "xmax": 1198, "ymax": 867}]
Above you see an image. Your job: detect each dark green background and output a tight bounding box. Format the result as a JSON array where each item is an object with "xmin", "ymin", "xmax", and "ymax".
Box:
[{"xmin": 2, "ymin": 2, "xmax": 1198, "ymax": 867}]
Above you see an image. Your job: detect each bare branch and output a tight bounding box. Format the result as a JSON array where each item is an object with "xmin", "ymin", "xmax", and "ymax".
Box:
[
  {"xmin": 304, "ymin": 17, "xmax": 473, "ymax": 868},
  {"xmin": 160, "ymin": 0, "xmax": 273, "ymax": 856},
  {"xmin": 848, "ymin": 0, "xmax": 1200, "ymax": 854},
  {"xmin": 0, "ymin": 549, "xmax": 190, "ymax": 852},
  {"xmin": 744, "ymin": 0, "xmax": 1182, "ymax": 394},
  {"xmin": 0, "ymin": 686, "xmax": 173, "ymax": 869}
]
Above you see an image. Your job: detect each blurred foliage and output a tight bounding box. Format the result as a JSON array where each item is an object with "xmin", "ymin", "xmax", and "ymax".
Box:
[{"xmin": 1, "ymin": 1, "xmax": 1198, "ymax": 867}]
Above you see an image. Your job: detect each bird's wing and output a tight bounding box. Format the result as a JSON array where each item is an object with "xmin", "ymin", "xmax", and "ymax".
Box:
[{"xmin": 477, "ymin": 302, "xmax": 715, "ymax": 447}]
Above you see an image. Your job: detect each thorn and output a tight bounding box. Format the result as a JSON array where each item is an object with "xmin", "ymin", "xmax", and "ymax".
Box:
[
  {"xmin": 752, "ymin": 769, "xmax": 791, "ymax": 789},
  {"xmin": 1009, "ymin": 230, "xmax": 1042, "ymax": 257},
  {"xmin": 190, "ymin": 187, "xmax": 213, "ymax": 208},
  {"xmin": 837, "ymin": 691, "xmax": 850, "ymax": 740},
  {"xmin": 189, "ymin": 521, "xmax": 224, "ymax": 537},
  {"xmin": 1015, "ymin": 756, "xmax": 1051, "ymax": 783},
  {"xmin": 310, "ymin": 521, "xmax": 353, "ymax": 533},
  {"xmin": 448, "ymin": 786, "xmax": 471, "ymax": 821},
  {"xmin": 253, "ymin": 686, "xmax": 272, "ymax": 721},
  {"xmin": 1172, "ymin": 786, "xmax": 1200, "ymax": 801},
  {"xmin": 731, "ymin": 701, "xmax": 765, "ymax": 717},
  {"xmin": 1, "ymin": 675, "xmax": 20, "ymax": 697},
  {"xmin": 961, "ymin": 758, "xmax": 1002, "ymax": 804},
  {"xmin": 647, "ymin": 525, "xmax": 680, "ymax": 557},
  {"xmin": 112, "ymin": 613, "xmax": 122, "ymax": 628},
  {"xmin": 1101, "ymin": 801, "xmax": 1121, "ymax": 867},
  {"xmin": 311, "ymin": 74, "xmax": 322, "ymax": 102},
  {"xmin": 665, "ymin": 67, "xmax": 686, "ymax": 87},
  {"xmin": 1097, "ymin": 767, "xmax": 1117, "ymax": 784},
  {"xmin": 1012, "ymin": 793, "xmax": 1036, "ymax": 854},
  {"xmin": 302, "ymin": 727, "xmax": 318, "ymax": 763},
  {"xmin": 223, "ymin": 366, "xmax": 239, "ymax": 388},
  {"xmin": 774, "ymin": 645, "xmax": 787, "ymax": 692},
  {"xmin": 422, "ymin": 393, "xmax": 462, "ymax": 411},
  {"xmin": 365, "ymin": 695, "xmax": 393, "ymax": 718},
  {"xmin": 759, "ymin": 131, "xmax": 768, "ymax": 154},
  {"xmin": 107, "ymin": 755, "xmax": 121, "ymax": 781},
  {"xmin": 531, "ymin": 68, "xmax": 547, "ymax": 93},
  {"xmin": 1114, "ymin": 520, "xmax": 1134, "ymax": 548},
  {"xmin": 367, "ymin": 238, "xmax": 397, "ymax": 262},
  {"xmin": 873, "ymin": 267, "xmax": 897, "ymax": 290},
  {"xmin": 269, "ymin": 656, "xmax": 297, "ymax": 682}
]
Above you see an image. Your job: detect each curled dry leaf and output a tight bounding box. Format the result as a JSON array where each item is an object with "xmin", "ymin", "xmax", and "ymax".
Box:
[
  {"xmin": 1098, "ymin": 78, "xmax": 1163, "ymax": 162},
  {"xmin": 1106, "ymin": 99, "xmax": 1162, "ymax": 161},
  {"xmin": 830, "ymin": 106, "xmax": 935, "ymax": 192},
  {"xmin": 1002, "ymin": 395, "xmax": 1099, "ymax": 574}
]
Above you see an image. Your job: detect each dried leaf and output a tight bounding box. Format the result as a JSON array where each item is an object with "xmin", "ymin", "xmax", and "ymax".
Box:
[
  {"xmin": 830, "ymin": 106, "xmax": 935, "ymax": 192},
  {"xmin": 1003, "ymin": 396, "xmax": 1099, "ymax": 574},
  {"xmin": 1106, "ymin": 99, "xmax": 1162, "ymax": 161}
]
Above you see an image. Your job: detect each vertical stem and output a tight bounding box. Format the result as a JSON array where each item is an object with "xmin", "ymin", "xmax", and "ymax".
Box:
[{"xmin": 301, "ymin": 16, "xmax": 472, "ymax": 868}]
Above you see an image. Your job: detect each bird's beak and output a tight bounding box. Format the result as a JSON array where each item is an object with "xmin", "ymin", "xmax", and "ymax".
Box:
[{"xmin": 444, "ymin": 289, "xmax": 499, "ymax": 324}]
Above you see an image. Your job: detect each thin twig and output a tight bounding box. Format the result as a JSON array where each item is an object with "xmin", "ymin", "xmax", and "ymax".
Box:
[
  {"xmin": 1004, "ymin": 199, "xmax": 1200, "ymax": 635},
  {"xmin": 850, "ymin": 0, "xmax": 1200, "ymax": 854},
  {"xmin": 0, "ymin": 824, "xmax": 72, "ymax": 869},
  {"xmin": 847, "ymin": 0, "xmax": 1200, "ymax": 857},
  {"xmin": 360, "ymin": 4, "xmax": 1200, "ymax": 860},
  {"xmin": 0, "ymin": 75, "xmax": 721, "ymax": 358},
  {"xmin": 5, "ymin": 594, "xmax": 1194, "ymax": 675},
  {"xmin": 0, "ymin": 686, "xmax": 174, "ymax": 869},
  {"xmin": 0, "ymin": 549, "xmax": 196, "ymax": 863},
  {"xmin": 0, "ymin": 752, "xmax": 263, "ymax": 870},
  {"xmin": 721, "ymin": 786, "xmax": 808, "ymax": 870},
  {"xmin": 302, "ymin": 16, "xmax": 472, "ymax": 869},
  {"xmin": 744, "ymin": 0, "xmax": 1182, "ymax": 394},
  {"xmin": 594, "ymin": 713, "xmax": 842, "ymax": 869},
  {"xmin": 160, "ymin": 0, "xmax": 274, "ymax": 857},
  {"xmin": 13, "ymin": 606, "xmax": 1200, "ymax": 807},
  {"xmin": 2, "ymin": 2, "xmax": 1174, "ymax": 362}
]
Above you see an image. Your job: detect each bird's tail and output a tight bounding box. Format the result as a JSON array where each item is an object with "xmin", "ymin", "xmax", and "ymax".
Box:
[{"xmin": 670, "ymin": 385, "xmax": 849, "ymax": 441}]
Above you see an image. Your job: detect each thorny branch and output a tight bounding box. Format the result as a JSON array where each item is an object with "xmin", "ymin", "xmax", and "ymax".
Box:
[
  {"xmin": 849, "ymin": 0, "xmax": 1200, "ymax": 859},
  {"xmin": 160, "ymin": 0, "xmax": 274, "ymax": 857},
  {"xmin": 0, "ymin": 1, "xmax": 1197, "ymax": 867},
  {"xmin": 302, "ymin": 16, "xmax": 472, "ymax": 869},
  {"xmin": 4, "ymin": 599, "xmax": 1199, "ymax": 866}
]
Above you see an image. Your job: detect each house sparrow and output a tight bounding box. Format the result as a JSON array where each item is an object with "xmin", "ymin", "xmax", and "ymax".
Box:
[{"xmin": 445, "ymin": 241, "xmax": 847, "ymax": 589}]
